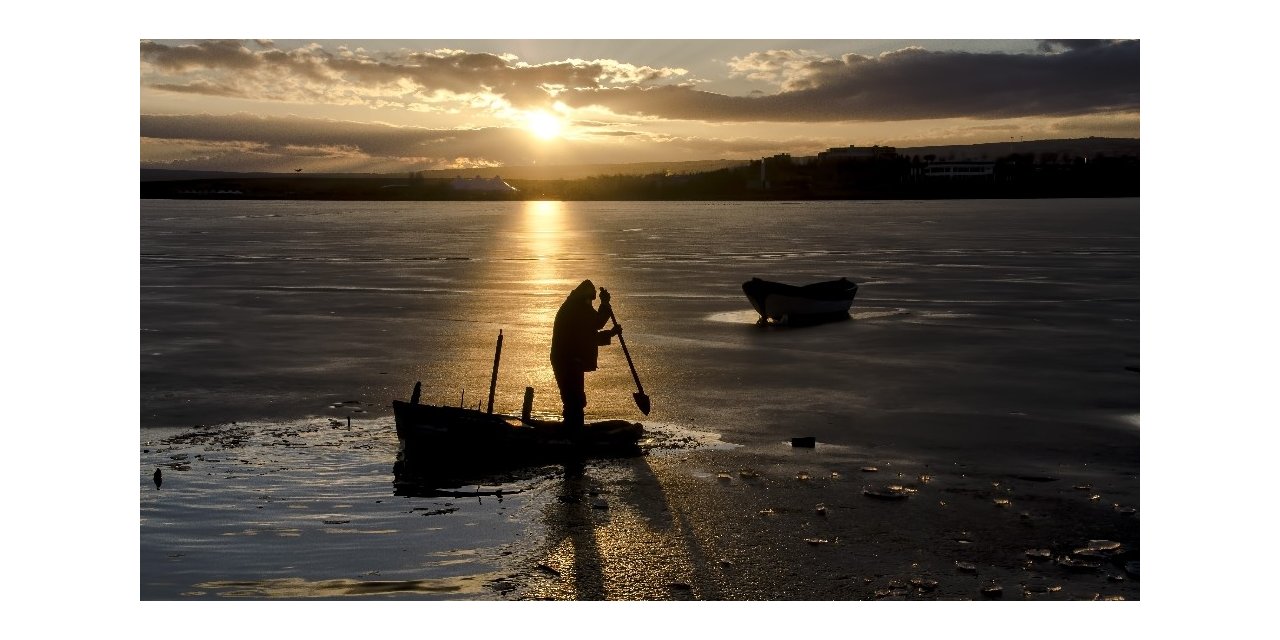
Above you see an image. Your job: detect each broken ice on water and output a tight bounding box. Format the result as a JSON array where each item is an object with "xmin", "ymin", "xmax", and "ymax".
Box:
[
  {"xmin": 1023, "ymin": 580, "xmax": 1063, "ymax": 594},
  {"xmin": 863, "ymin": 484, "xmax": 914, "ymax": 500},
  {"xmin": 1073, "ymin": 540, "xmax": 1123, "ymax": 559},
  {"xmin": 1055, "ymin": 555, "xmax": 1100, "ymax": 571}
]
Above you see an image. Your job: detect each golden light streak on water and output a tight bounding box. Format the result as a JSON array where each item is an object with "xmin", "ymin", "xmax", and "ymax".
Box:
[{"xmin": 522, "ymin": 200, "xmax": 568, "ymax": 329}]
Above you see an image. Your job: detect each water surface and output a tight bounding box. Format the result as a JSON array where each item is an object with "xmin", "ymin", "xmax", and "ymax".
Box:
[{"xmin": 141, "ymin": 199, "xmax": 1139, "ymax": 599}]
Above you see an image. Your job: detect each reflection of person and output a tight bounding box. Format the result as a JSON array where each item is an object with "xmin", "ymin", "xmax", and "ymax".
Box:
[{"xmin": 550, "ymin": 280, "xmax": 622, "ymax": 431}]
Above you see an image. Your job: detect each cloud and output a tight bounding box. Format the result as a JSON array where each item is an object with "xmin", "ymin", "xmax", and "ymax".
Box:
[
  {"xmin": 149, "ymin": 80, "xmax": 246, "ymax": 98},
  {"xmin": 727, "ymin": 49, "xmax": 832, "ymax": 88},
  {"xmin": 563, "ymin": 41, "xmax": 1139, "ymax": 123},
  {"xmin": 140, "ymin": 41, "xmax": 687, "ymax": 111},
  {"xmin": 141, "ymin": 112, "xmax": 538, "ymax": 164},
  {"xmin": 1037, "ymin": 39, "xmax": 1121, "ymax": 53},
  {"xmin": 140, "ymin": 40, "xmax": 264, "ymax": 72}
]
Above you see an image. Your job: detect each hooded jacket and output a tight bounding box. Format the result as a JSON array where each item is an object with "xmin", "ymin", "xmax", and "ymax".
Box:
[{"xmin": 550, "ymin": 280, "xmax": 614, "ymax": 372}]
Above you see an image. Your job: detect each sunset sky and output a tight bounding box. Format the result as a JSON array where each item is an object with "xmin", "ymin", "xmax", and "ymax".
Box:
[{"xmin": 140, "ymin": 38, "xmax": 1139, "ymax": 173}]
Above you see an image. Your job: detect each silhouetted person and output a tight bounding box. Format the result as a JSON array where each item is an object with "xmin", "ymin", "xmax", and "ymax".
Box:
[
  {"xmin": 550, "ymin": 280, "xmax": 622, "ymax": 433},
  {"xmin": 153, "ymin": 468, "xmax": 162, "ymax": 489}
]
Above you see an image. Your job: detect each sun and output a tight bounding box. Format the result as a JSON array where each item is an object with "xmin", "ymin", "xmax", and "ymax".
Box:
[{"xmin": 526, "ymin": 111, "xmax": 563, "ymax": 140}]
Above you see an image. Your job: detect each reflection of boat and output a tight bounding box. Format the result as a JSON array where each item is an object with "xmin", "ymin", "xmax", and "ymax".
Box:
[
  {"xmin": 742, "ymin": 277, "xmax": 858, "ymax": 324},
  {"xmin": 391, "ymin": 400, "xmax": 644, "ymax": 473}
]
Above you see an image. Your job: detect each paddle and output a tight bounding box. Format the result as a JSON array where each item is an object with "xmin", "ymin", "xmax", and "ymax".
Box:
[{"xmin": 602, "ymin": 289, "xmax": 650, "ymax": 415}]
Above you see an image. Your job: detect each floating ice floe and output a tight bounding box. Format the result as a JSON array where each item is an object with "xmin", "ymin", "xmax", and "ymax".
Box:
[
  {"xmin": 1025, "ymin": 548, "xmax": 1052, "ymax": 559},
  {"xmin": 1055, "ymin": 555, "xmax": 1100, "ymax": 571},
  {"xmin": 1023, "ymin": 580, "xmax": 1062, "ymax": 594},
  {"xmin": 1072, "ymin": 548, "xmax": 1109, "ymax": 560},
  {"xmin": 910, "ymin": 578, "xmax": 938, "ymax": 591},
  {"xmin": 1073, "ymin": 540, "xmax": 1123, "ymax": 558},
  {"xmin": 955, "ymin": 561, "xmax": 978, "ymax": 573},
  {"xmin": 981, "ymin": 584, "xmax": 1003, "ymax": 598},
  {"xmin": 863, "ymin": 484, "xmax": 914, "ymax": 500}
]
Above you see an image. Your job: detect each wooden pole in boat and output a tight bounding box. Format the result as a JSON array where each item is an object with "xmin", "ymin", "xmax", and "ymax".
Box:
[
  {"xmin": 487, "ymin": 329, "xmax": 503, "ymax": 414},
  {"xmin": 522, "ymin": 387, "xmax": 534, "ymax": 422}
]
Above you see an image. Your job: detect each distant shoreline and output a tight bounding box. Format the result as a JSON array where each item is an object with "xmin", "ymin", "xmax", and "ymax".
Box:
[
  {"xmin": 141, "ymin": 137, "xmax": 1138, "ymax": 202},
  {"xmin": 139, "ymin": 194, "xmax": 1138, "ymax": 202}
]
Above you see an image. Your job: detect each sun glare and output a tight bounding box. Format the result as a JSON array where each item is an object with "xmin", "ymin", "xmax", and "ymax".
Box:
[{"xmin": 527, "ymin": 111, "xmax": 563, "ymax": 140}]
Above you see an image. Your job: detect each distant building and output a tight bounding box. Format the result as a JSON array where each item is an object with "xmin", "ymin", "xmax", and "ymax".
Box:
[
  {"xmin": 450, "ymin": 175, "xmax": 517, "ymax": 192},
  {"xmin": 818, "ymin": 145, "xmax": 897, "ymax": 163},
  {"xmin": 923, "ymin": 162, "xmax": 995, "ymax": 179}
]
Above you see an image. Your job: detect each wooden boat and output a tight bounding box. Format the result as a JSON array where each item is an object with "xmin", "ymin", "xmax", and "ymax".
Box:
[
  {"xmin": 391, "ymin": 330, "xmax": 645, "ymax": 485},
  {"xmin": 391, "ymin": 400, "xmax": 645, "ymax": 472},
  {"xmin": 742, "ymin": 277, "xmax": 858, "ymax": 324}
]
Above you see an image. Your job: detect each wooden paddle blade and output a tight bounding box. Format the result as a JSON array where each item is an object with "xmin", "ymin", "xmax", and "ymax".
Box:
[{"xmin": 634, "ymin": 392, "xmax": 651, "ymax": 415}]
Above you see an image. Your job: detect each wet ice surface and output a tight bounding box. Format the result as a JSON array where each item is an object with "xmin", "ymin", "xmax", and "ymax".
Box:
[
  {"xmin": 141, "ymin": 199, "xmax": 1139, "ymax": 599},
  {"xmin": 500, "ymin": 441, "xmax": 1139, "ymax": 601},
  {"xmin": 139, "ymin": 416, "xmax": 741, "ymax": 600},
  {"xmin": 141, "ymin": 417, "xmax": 537, "ymax": 599}
]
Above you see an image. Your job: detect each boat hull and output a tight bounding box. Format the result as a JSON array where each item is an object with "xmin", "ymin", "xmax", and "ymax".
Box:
[
  {"xmin": 391, "ymin": 400, "xmax": 644, "ymax": 473},
  {"xmin": 742, "ymin": 277, "xmax": 858, "ymax": 324}
]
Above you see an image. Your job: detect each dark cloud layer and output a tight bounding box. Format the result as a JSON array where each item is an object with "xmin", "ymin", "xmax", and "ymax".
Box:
[
  {"xmin": 139, "ymin": 112, "xmax": 828, "ymax": 171},
  {"xmin": 561, "ymin": 41, "xmax": 1139, "ymax": 122},
  {"xmin": 141, "ymin": 112, "xmax": 536, "ymax": 161}
]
